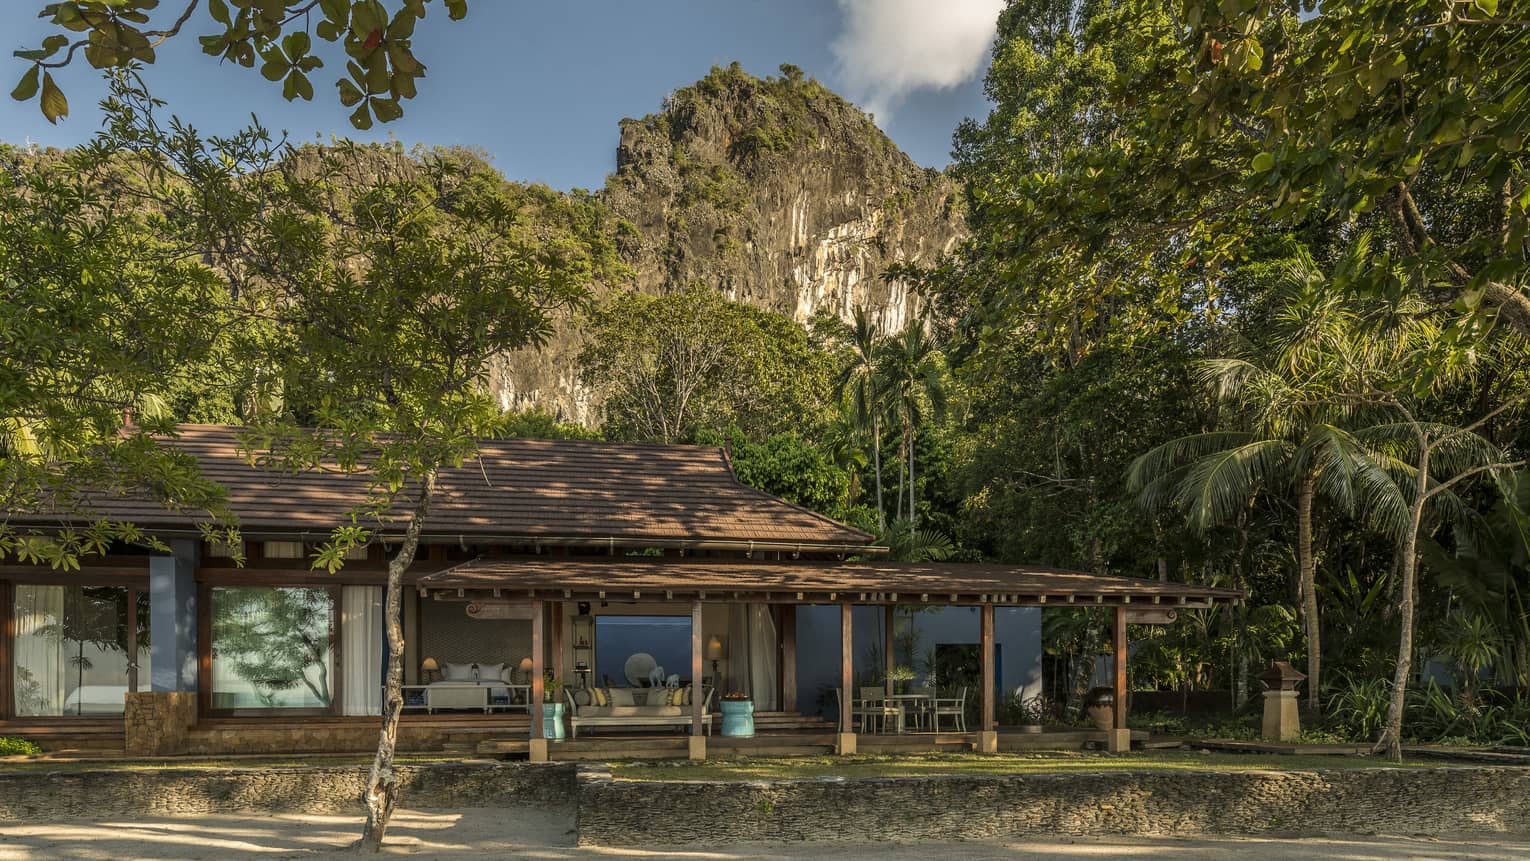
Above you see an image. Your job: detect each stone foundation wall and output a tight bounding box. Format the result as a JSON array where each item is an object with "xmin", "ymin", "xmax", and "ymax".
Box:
[
  {"xmin": 576, "ymin": 766, "xmax": 1530, "ymax": 845},
  {"xmin": 184, "ymin": 723, "xmax": 511, "ymax": 755},
  {"xmin": 124, "ymin": 691, "xmax": 197, "ymax": 756},
  {"xmin": 0, "ymin": 762, "xmax": 574, "ymax": 822}
]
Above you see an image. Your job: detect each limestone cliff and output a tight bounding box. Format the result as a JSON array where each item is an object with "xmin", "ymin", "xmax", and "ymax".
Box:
[{"xmin": 488, "ymin": 64, "xmax": 967, "ymax": 424}]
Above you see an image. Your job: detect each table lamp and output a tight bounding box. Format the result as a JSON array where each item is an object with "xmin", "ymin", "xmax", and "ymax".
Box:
[
  {"xmin": 420, "ymin": 656, "xmax": 440, "ymax": 683},
  {"xmin": 705, "ymin": 635, "xmax": 726, "ymax": 686},
  {"xmin": 518, "ymin": 656, "xmax": 534, "ymax": 684}
]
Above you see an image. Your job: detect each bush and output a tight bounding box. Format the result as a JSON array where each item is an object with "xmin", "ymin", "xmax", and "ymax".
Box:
[
  {"xmin": 1322, "ymin": 677, "xmax": 1530, "ymax": 746},
  {"xmin": 0, "ymin": 736, "xmax": 42, "ymax": 756}
]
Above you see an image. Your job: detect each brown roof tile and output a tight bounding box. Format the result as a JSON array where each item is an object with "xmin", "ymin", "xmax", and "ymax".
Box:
[{"xmin": 12, "ymin": 425, "xmax": 873, "ymax": 548}]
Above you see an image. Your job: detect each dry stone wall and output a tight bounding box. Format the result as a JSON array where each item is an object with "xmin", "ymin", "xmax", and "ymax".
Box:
[
  {"xmin": 576, "ymin": 766, "xmax": 1530, "ymax": 845},
  {"xmin": 0, "ymin": 762, "xmax": 574, "ymax": 822}
]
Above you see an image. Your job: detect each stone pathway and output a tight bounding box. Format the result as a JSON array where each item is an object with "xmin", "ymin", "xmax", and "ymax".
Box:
[{"xmin": 1, "ymin": 808, "xmax": 1526, "ymax": 860}]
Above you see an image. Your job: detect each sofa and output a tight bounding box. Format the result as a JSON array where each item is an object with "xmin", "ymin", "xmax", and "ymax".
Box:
[
  {"xmin": 563, "ymin": 685, "xmax": 713, "ymax": 737},
  {"xmin": 423, "ymin": 661, "xmax": 527, "ymax": 713}
]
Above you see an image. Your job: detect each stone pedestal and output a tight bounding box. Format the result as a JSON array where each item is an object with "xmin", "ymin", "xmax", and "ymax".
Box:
[
  {"xmin": 528, "ymin": 738, "xmax": 550, "ymax": 763},
  {"xmin": 977, "ymin": 730, "xmax": 999, "ymax": 753},
  {"xmin": 124, "ymin": 691, "xmax": 197, "ymax": 756},
  {"xmin": 835, "ymin": 732, "xmax": 857, "ymax": 755},
  {"xmin": 1262, "ymin": 689, "xmax": 1301, "ymax": 741},
  {"xmin": 1105, "ymin": 728, "xmax": 1132, "ymax": 753},
  {"xmin": 687, "ymin": 736, "xmax": 707, "ymax": 761}
]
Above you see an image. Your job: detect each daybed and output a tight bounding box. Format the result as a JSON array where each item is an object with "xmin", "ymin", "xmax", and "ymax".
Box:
[{"xmin": 563, "ymin": 685, "xmax": 713, "ymax": 737}]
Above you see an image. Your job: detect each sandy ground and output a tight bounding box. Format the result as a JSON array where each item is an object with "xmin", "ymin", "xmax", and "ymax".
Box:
[{"xmin": 1, "ymin": 808, "xmax": 1527, "ymax": 860}]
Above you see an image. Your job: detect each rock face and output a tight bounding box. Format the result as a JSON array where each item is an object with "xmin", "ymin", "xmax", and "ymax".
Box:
[{"xmin": 488, "ymin": 64, "xmax": 966, "ymax": 425}]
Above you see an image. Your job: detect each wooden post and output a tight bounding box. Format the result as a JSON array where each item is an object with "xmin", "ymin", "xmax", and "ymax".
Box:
[
  {"xmin": 689, "ymin": 600, "xmax": 706, "ymax": 760},
  {"xmin": 529, "ymin": 598, "xmax": 546, "ymax": 761},
  {"xmin": 1108, "ymin": 604, "xmax": 1130, "ymax": 753},
  {"xmin": 979, "ymin": 603, "xmax": 997, "ymax": 751},
  {"xmin": 838, "ymin": 601, "xmax": 856, "ymax": 754},
  {"xmin": 780, "ymin": 605, "xmax": 797, "ymax": 713},
  {"xmin": 883, "ymin": 604, "xmax": 895, "ymax": 697}
]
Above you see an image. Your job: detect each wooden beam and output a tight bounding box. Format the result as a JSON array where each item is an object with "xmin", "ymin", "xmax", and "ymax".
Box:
[
  {"xmin": 883, "ymin": 604, "xmax": 895, "ymax": 697},
  {"xmin": 980, "ymin": 603, "xmax": 995, "ymax": 734},
  {"xmin": 839, "ymin": 601, "xmax": 853, "ymax": 733},
  {"xmin": 530, "ymin": 599, "xmax": 544, "ymax": 740},
  {"xmin": 0, "ymin": 580, "xmax": 12, "ymax": 719},
  {"xmin": 1113, "ymin": 604, "xmax": 1128, "ymax": 731},
  {"xmin": 691, "ymin": 600, "xmax": 704, "ymax": 736},
  {"xmin": 779, "ymin": 604, "xmax": 797, "ymax": 712}
]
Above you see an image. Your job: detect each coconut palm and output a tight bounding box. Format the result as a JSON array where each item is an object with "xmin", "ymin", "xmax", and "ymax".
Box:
[
  {"xmin": 1128, "ymin": 242, "xmax": 1405, "ymax": 716},
  {"xmin": 836, "ymin": 307, "xmax": 887, "ymax": 529},
  {"xmin": 874, "ymin": 322, "xmax": 947, "ymax": 531}
]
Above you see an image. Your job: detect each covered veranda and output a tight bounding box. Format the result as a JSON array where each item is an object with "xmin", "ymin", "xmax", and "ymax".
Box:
[{"xmin": 417, "ymin": 557, "xmax": 1243, "ymax": 761}]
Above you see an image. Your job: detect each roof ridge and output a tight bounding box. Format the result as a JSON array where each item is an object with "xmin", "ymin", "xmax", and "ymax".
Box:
[{"xmin": 718, "ymin": 446, "xmax": 876, "ymax": 545}]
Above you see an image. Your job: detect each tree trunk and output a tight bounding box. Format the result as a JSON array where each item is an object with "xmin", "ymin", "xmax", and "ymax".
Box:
[
  {"xmin": 872, "ymin": 414, "xmax": 884, "ymax": 530},
  {"xmin": 899, "ymin": 425, "xmax": 911, "ymax": 532},
  {"xmin": 358, "ymin": 469, "xmax": 437, "ymax": 853},
  {"xmin": 894, "ymin": 417, "xmax": 906, "ymax": 524},
  {"xmin": 1296, "ymin": 472, "xmax": 1322, "ymax": 716},
  {"xmin": 1377, "ymin": 449, "xmax": 1428, "ymax": 763}
]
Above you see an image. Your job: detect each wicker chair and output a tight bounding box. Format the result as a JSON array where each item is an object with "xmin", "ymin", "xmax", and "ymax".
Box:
[{"xmin": 930, "ymin": 686, "xmax": 968, "ymax": 732}]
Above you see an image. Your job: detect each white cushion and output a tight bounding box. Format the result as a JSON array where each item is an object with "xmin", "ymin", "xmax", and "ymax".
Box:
[
  {"xmin": 479, "ymin": 662, "xmax": 506, "ymax": 682},
  {"xmin": 443, "ymin": 662, "xmax": 476, "ymax": 682},
  {"xmin": 607, "ymin": 687, "xmax": 635, "ymax": 707}
]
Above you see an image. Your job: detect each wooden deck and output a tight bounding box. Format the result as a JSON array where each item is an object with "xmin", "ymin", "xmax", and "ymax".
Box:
[{"xmin": 476, "ymin": 712, "xmax": 1152, "ymax": 760}]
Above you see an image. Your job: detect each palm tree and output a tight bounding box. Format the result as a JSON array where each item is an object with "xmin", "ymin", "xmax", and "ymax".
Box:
[
  {"xmin": 836, "ymin": 307, "xmax": 887, "ymax": 529},
  {"xmin": 874, "ymin": 322, "xmax": 947, "ymax": 532},
  {"xmin": 1128, "ymin": 244, "xmax": 1402, "ymax": 716}
]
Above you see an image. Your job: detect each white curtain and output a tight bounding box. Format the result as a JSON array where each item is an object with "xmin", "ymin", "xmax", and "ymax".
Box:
[
  {"xmin": 341, "ymin": 586, "xmax": 384, "ymax": 716},
  {"xmin": 13, "ymin": 585, "xmax": 65, "ymax": 716},
  {"xmin": 726, "ymin": 604, "xmax": 779, "ymax": 711}
]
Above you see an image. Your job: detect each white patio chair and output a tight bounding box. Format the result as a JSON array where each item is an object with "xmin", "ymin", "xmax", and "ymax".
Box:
[{"xmin": 930, "ymin": 686, "xmax": 967, "ymax": 733}]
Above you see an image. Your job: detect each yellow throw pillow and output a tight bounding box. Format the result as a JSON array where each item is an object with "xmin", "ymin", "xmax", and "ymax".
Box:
[{"xmin": 591, "ymin": 687, "xmax": 609, "ymax": 707}]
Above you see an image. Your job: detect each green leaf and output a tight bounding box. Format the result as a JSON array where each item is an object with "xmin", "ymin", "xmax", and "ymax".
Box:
[
  {"xmin": 320, "ymin": 0, "xmax": 348, "ymax": 24},
  {"xmin": 39, "ymin": 70, "xmax": 67, "ymax": 123},
  {"xmin": 445, "ymin": 0, "xmax": 467, "ymax": 21},
  {"xmin": 208, "ymin": 0, "xmax": 230, "ymax": 25},
  {"xmin": 316, "ymin": 20, "xmax": 341, "ymax": 40},
  {"xmin": 260, "ymin": 58, "xmax": 289, "ymax": 82},
  {"xmin": 10, "ymin": 65, "xmax": 39, "ymax": 102},
  {"xmin": 349, "ymin": 101, "xmax": 373, "ymax": 129},
  {"xmin": 289, "ymin": 71, "xmax": 313, "ymax": 101},
  {"xmin": 1475, "ymin": 0, "xmax": 1498, "ymax": 14},
  {"xmin": 369, "ymin": 95, "xmax": 402, "ymax": 122},
  {"xmin": 337, "ymin": 77, "xmax": 363, "ymax": 106},
  {"xmin": 1251, "ymin": 151, "xmax": 1275, "ymax": 172},
  {"xmin": 283, "ymin": 31, "xmax": 311, "ymax": 58}
]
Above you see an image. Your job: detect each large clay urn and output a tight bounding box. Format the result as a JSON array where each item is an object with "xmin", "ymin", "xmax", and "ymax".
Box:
[{"xmin": 1084, "ymin": 686, "xmax": 1115, "ymax": 731}]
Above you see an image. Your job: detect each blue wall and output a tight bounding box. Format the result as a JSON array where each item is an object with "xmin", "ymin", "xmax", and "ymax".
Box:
[{"xmin": 793, "ymin": 605, "xmax": 1042, "ymax": 720}]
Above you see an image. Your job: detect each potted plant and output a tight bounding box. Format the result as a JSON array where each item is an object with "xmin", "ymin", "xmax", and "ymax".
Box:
[
  {"xmin": 886, "ymin": 665, "xmax": 916, "ymax": 694},
  {"xmin": 1018, "ymin": 695, "xmax": 1048, "ymax": 734},
  {"xmin": 719, "ymin": 691, "xmax": 754, "ymax": 737},
  {"xmin": 539, "ymin": 675, "xmax": 566, "ymax": 740}
]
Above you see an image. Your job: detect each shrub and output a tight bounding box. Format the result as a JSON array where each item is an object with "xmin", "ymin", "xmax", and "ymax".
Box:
[{"xmin": 0, "ymin": 736, "xmax": 42, "ymax": 756}]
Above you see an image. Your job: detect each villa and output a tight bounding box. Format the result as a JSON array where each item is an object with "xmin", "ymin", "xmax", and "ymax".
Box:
[{"xmin": 0, "ymin": 426, "xmax": 1238, "ymax": 760}]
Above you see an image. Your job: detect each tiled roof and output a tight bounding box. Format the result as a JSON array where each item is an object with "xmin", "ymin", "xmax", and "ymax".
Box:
[
  {"xmin": 14, "ymin": 425, "xmax": 873, "ymax": 548},
  {"xmin": 419, "ymin": 558, "xmax": 1244, "ymax": 607}
]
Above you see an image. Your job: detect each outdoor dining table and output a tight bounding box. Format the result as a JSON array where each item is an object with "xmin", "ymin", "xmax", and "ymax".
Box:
[{"xmin": 885, "ymin": 692, "xmax": 933, "ymax": 733}]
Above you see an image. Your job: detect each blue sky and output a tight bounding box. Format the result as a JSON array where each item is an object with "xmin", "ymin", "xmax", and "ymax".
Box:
[{"xmin": 1, "ymin": 2, "xmax": 1001, "ymax": 190}]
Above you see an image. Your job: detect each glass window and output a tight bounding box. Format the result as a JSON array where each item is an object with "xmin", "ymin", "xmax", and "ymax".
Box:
[
  {"xmin": 12, "ymin": 585, "xmax": 147, "ymax": 716},
  {"xmin": 594, "ymin": 615, "xmax": 691, "ymax": 687},
  {"xmin": 211, "ymin": 586, "xmax": 334, "ymax": 710}
]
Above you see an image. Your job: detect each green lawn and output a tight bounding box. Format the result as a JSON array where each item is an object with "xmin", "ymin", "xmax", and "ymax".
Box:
[{"xmin": 610, "ymin": 750, "xmax": 1443, "ymax": 782}]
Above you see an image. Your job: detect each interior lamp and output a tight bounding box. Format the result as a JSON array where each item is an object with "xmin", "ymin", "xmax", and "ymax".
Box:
[
  {"xmin": 518, "ymin": 656, "xmax": 534, "ymax": 683},
  {"xmin": 705, "ymin": 635, "xmax": 727, "ymax": 678},
  {"xmin": 420, "ymin": 656, "xmax": 440, "ymax": 683}
]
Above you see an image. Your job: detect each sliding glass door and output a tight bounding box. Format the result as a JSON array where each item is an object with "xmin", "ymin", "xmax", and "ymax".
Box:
[{"xmin": 11, "ymin": 585, "xmax": 148, "ymax": 717}]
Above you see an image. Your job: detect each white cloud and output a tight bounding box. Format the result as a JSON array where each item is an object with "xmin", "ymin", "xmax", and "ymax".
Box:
[{"xmin": 831, "ymin": 0, "xmax": 1003, "ymax": 122}]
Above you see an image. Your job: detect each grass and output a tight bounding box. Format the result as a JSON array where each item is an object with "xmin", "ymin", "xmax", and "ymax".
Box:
[{"xmin": 609, "ymin": 750, "xmax": 1446, "ymax": 782}]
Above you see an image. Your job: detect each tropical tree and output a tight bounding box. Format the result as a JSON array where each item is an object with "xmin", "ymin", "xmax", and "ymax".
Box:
[
  {"xmin": 12, "ymin": 0, "xmax": 470, "ymax": 127},
  {"xmin": 874, "ymin": 322, "xmax": 946, "ymax": 531},
  {"xmin": 579, "ymin": 287, "xmax": 836, "ymax": 444},
  {"xmin": 836, "ymin": 306, "xmax": 887, "ymax": 529},
  {"xmin": 105, "ymin": 82, "xmax": 601, "ymax": 847},
  {"xmin": 1128, "ymin": 242, "xmax": 1406, "ymax": 715}
]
